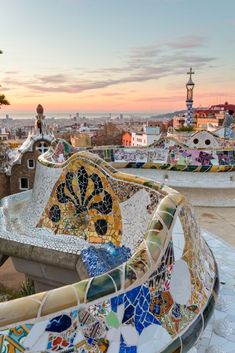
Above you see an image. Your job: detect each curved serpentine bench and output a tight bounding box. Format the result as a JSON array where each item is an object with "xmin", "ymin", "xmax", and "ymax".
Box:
[{"xmin": 0, "ymin": 148, "xmax": 219, "ymax": 353}]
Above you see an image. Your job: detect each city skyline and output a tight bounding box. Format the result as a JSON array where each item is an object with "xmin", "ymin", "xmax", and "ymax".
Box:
[{"xmin": 1, "ymin": 0, "xmax": 235, "ymax": 114}]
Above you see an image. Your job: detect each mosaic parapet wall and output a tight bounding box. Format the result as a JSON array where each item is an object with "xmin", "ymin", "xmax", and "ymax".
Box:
[
  {"xmin": 0, "ymin": 149, "xmax": 219, "ymax": 353},
  {"xmin": 40, "ymin": 134, "xmax": 235, "ymax": 172},
  {"xmin": 109, "ymin": 133, "xmax": 235, "ymax": 171}
]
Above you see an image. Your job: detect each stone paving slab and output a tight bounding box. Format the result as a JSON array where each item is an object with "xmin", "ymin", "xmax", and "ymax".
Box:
[
  {"xmin": 197, "ymin": 231, "xmax": 235, "ymax": 353},
  {"xmin": 195, "ymin": 207, "xmax": 235, "ymax": 247}
]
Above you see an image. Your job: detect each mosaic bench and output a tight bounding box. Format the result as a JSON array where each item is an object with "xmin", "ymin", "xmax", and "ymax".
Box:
[{"xmin": 0, "ymin": 146, "xmax": 219, "ymax": 353}]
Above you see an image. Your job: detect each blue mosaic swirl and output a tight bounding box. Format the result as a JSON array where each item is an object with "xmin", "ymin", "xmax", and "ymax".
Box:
[{"xmin": 81, "ymin": 242, "xmax": 131, "ymax": 276}]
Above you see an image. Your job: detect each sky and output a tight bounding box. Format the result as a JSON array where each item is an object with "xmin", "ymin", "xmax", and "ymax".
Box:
[{"xmin": 0, "ymin": 0, "xmax": 235, "ymax": 115}]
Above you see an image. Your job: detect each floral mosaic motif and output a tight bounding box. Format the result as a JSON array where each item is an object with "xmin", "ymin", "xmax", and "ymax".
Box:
[
  {"xmin": 51, "ymin": 167, "xmax": 113, "ymax": 237},
  {"xmin": 38, "ymin": 160, "xmax": 122, "ymax": 244}
]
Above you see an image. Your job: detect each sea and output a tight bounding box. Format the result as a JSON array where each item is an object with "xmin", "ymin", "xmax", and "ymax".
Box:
[{"xmin": 0, "ymin": 112, "xmax": 159, "ymax": 121}]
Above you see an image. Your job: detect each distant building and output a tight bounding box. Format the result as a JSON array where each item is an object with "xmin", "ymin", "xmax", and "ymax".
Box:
[
  {"xmin": 173, "ymin": 105, "xmax": 231, "ymax": 131},
  {"xmin": 92, "ymin": 122, "xmax": 123, "ymax": 146},
  {"xmin": 0, "ymin": 127, "xmax": 9, "ymax": 141},
  {"xmin": 131, "ymin": 123, "xmax": 161, "ymax": 147},
  {"xmin": 194, "ymin": 109, "xmax": 224, "ymax": 129},
  {"xmin": 70, "ymin": 133, "xmax": 91, "ymax": 147},
  {"xmin": 173, "ymin": 115, "xmax": 186, "ymax": 129},
  {"xmin": 211, "ymin": 102, "xmax": 235, "ymax": 112},
  {"xmin": 55, "ymin": 132, "xmax": 73, "ymax": 143},
  {"xmin": 122, "ymin": 132, "xmax": 132, "ymax": 146}
]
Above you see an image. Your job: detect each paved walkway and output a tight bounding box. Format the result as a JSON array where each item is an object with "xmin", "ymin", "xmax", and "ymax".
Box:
[
  {"xmin": 0, "ymin": 258, "xmax": 25, "ymax": 290},
  {"xmin": 197, "ymin": 230, "xmax": 235, "ymax": 353},
  {"xmin": 195, "ymin": 207, "xmax": 235, "ymax": 247}
]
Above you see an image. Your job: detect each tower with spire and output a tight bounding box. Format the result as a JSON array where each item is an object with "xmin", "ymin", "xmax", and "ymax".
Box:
[{"xmin": 186, "ymin": 67, "xmax": 195, "ymax": 126}]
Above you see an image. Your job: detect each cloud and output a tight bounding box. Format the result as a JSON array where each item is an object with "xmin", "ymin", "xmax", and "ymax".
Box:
[
  {"xmin": 2, "ymin": 38, "xmax": 216, "ymax": 95},
  {"xmin": 167, "ymin": 35, "xmax": 206, "ymax": 49},
  {"xmin": 0, "ymin": 86, "xmax": 12, "ymax": 91},
  {"xmin": 38, "ymin": 74, "xmax": 68, "ymax": 84},
  {"xmin": 4, "ymin": 71, "xmax": 19, "ymax": 75}
]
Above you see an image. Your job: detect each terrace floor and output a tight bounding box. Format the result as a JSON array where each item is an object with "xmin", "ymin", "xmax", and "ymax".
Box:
[
  {"xmin": 196, "ymin": 230, "xmax": 235, "ymax": 353},
  {"xmin": 195, "ymin": 207, "xmax": 235, "ymax": 247}
]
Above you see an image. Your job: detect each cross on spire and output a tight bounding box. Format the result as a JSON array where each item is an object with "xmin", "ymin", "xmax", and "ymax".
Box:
[{"xmin": 187, "ymin": 67, "xmax": 195, "ymax": 81}]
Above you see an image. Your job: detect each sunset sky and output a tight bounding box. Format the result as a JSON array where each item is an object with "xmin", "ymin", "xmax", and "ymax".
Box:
[{"xmin": 1, "ymin": 0, "xmax": 235, "ymax": 115}]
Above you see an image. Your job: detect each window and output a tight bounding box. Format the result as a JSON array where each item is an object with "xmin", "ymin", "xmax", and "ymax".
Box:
[
  {"xmin": 193, "ymin": 138, "xmax": 199, "ymax": 144},
  {"xmin": 36, "ymin": 141, "xmax": 49, "ymax": 154},
  {"xmin": 27, "ymin": 159, "xmax": 35, "ymax": 169},
  {"xmin": 19, "ymin": 178, "xmax": 29, "ymax": 190},
  {"xmin": 205, "ymin": 139, "xmax": 211, "ymax": 145}
]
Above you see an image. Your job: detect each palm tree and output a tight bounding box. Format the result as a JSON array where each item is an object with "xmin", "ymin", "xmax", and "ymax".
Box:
[{"xmin": 0, "ymin": 50, "xmax": 10, "ymax": 107}]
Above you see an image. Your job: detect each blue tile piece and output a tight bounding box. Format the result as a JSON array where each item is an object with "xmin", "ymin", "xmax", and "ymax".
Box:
[
  {"xmin": 46, "ymin": 314, "xmax": 72, "ymax": 333},
  {"xmin": 119, "ymin": 335, "xmax": 137, "ymax": 353},
  {"xmin": 136, "ymin": 305, "xmax": 142, "ymax": 316},
  {"xmin": 111, "ymin": 285, "xmax": 161, "ymax": 334},
  {"xmin": 126, "ymin": 287, "xmax": 140, "ymax": 302},
  {"xmin": 81, "ymin": 242, "xmax": 131, "ymax": 276},
  {"xmin": 87, "ymin": 337, "xmax": 94, "ymax": 345},
  {"xmin": 172, "ymin": 304, "xmax": 181, "ymax": 319},
  {"xmin": 122, "ymin": 305, "xmax": 135, "ymax": 323}
]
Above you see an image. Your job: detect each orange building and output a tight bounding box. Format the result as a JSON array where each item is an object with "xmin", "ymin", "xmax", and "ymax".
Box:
[{"xmin": 122, "ymin": 132, "xmax": 132, "ymax": 146}]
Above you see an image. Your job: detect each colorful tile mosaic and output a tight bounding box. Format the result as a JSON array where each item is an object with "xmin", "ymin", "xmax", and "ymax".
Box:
[
  {"xmin": 0, "ymin": 142, "xmax": 219, "ymax": 353},
  {"xmin": 81, "ymin": 134, "xmax": 235, "ymax": 172}
]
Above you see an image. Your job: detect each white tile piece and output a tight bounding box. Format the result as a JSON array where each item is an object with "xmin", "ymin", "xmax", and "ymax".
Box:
[{"xmin": 170, "ymin": 259, "xmax": 191, "ymax": 305}]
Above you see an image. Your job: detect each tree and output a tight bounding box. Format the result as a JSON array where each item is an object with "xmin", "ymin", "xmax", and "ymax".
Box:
[
  {"xmin": 0, "ymin": 94, "xmax": 10, "ymax": 108},
  {"xmin": 0, "ymin": 50, "xmax": 10, "ymax": 107}
]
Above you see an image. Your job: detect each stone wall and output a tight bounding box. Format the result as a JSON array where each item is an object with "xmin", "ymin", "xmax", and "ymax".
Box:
[{"xmin": 0, "ymin": 172, "xmax": 10, "ymax": 199}]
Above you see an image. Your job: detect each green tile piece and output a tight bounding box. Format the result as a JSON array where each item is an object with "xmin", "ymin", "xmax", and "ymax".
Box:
[
  {"xmin": 109, "ymin": 268, "xmax": 122, "ymax": 290},
  {"xmin": 105, "ymin": 311, "xmax": 120, "ymax": 328}
]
